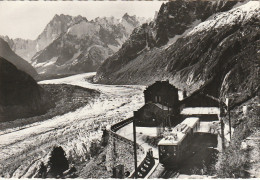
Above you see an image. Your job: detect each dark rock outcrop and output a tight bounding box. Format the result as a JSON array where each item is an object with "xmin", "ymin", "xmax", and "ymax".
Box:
[{"xmin": 0, "ymin": 57, "xmax": 51, "ymax": 121}]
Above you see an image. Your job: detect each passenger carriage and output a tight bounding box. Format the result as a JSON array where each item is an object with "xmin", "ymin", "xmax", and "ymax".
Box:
[{"xmin": 158, "ymin": 117, "xmax": 200, "ymax": 167}]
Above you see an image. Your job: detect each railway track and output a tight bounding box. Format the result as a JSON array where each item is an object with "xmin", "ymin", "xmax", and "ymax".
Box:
[{"xmin": 159, "ymin": 168, "xmax": 179, "ymax": 179}]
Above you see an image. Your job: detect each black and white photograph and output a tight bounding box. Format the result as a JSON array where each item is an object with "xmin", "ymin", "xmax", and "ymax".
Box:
[{"xmin": 0, "ymin": 0, "xmax": 259, "ymax": 178}]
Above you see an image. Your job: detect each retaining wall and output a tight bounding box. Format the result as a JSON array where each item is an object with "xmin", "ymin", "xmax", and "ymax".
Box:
[{"xmin": 105, "ymin": 117, "xmax": 145, "ymax": 174}]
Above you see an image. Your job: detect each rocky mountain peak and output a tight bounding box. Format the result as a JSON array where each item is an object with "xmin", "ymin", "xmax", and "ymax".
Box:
[
  {"xmin": 52, "ymin": 14, "xmax": 72, "ymax": 22},
  {"xmin": 122, "ymin": 13, "xmax": 139, "ymax": 27},
  {"xmin": 153, "ymin": 0, "xmax": 239, "ymax": 46},
  {"xmin": 30, "ymin": 13, "xmax": 148, "ymax": 77},
  {"xmin": 95, "ymin": 0, "xmax": 255, "ymax": 88},
  {"xmin": 122, "ymin": 13, "xmax": 131, "ymax": 19},
  {"xmin": 73, "ymin": 15, "xmax": 88, "ymax": 24}
]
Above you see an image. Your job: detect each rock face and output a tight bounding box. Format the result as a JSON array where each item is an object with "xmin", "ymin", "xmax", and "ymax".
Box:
[
  {"xmin": 95, "ymin": 1, "xmax": 260, "ymax": 102},
  {"xmin": 0, "ymin": 38, "xmax": 38, "ymax": 78},
  {"xmin": 30, "ymin": 14, "xmax": 147, "ymax": 76},
  {"xmin": 1, "ymin": 14, "xmax": 85, "ymax": 61},
  {"xmin": 0, "ymin": 57, "xmax": 51, "ymax": 121}
]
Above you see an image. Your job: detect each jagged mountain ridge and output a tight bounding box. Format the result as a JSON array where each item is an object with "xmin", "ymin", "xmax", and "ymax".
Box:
[
  {"xmin": 0, "ymin": 38, "xmax": 38, "ymax": 78},
  {"xmin": 31, "ymin": 14, "xmax": 149, "ymax": 76},
  {"xmin": 95, "ymin": 1, "xmax": 260, "ymax": 103},
  {"xmin": 1, "ymin": 14, "xmax": 87, "ymax": 61},
  {"xmin": 95, "ymin": 0, "xmax": 239, "ymax": 79},
  {"xmin": 0, "ymin": 57, "xmax": 51, "ymax": 121}
]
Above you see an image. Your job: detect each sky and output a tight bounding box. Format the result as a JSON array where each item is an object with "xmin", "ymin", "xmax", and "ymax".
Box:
[{"xmin": 0, "ymin": 1, "xmax": 165, "ymax": 40}]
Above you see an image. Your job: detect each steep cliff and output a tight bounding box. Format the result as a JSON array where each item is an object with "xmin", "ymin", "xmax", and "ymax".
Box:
[
  {"xmin": 31, "ymin": 14, "xmax": 147, "ymax": 76},
  {"xmin": 95, "ymin": 1, "xmax": 259, "ymax": 102},
  {"xmin": 0, "ymin": 38, "xmax": 38, "ymax": 78},
  {"xmin": 0, "ymin": 57, "xmax": 51, "ymax": 121},
  {"xmin": 1, "ymin": 14, "xmax": 87, "ymax": 61}
]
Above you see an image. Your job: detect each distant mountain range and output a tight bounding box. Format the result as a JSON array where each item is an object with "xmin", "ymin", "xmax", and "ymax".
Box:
[
  {"xmin": 0, "ymin": 38, "xmax": 38, "ymax": 78},
  {"xmin": 94, "ymin": 1, "xmax": 260, "ymax": 104},
  {"xmin": 1, "ymin": 14, "xmax": 88, "ymax": 62},
  {"xmin": 1, "ymin": 13, "xmax": 150, "ymax": 77}
]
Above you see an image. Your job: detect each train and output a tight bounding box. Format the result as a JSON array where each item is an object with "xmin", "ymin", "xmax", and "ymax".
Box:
[{"xmin": 158, "ymin": 117, "xmax": 200, "ymax": 167}]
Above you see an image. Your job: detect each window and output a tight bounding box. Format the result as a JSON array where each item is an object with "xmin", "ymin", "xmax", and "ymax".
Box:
[
  {"xmin": 160, "ymin": 146, "xmax": 165, "ymax": 153},
  {"xmin": 158, "ymin": 96, "xmax": 161, "ymax": 102}
]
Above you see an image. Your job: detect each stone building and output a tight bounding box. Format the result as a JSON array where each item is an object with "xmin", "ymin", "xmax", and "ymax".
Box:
[
  {"xmin": 143, "ymin": 80, "xmax": 179, "ymax": 108},
  {"xmin": 134, "ymin": 81, "xmax": 180, "ymax": 127}
]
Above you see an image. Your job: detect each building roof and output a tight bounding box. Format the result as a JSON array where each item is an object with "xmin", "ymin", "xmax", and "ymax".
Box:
[
  {"xmin": 180, "ymin": 117, "xmax": 199, "ymax": 129},
  {"xmin": 154, "ymin": 103, "xmax": 172, "ymax": 111},
  {"xmin": 181, "ymin": 107, "xmax": 220, "ymax": 115},
  {"xmin": 137, "ymin": 102, "xmax": 172, "ymax": 113},
  {"xmin": 158, "ymin": 131, "xmax": 186, "ymax": 146},
  {"xmin": 180, "ymin": 91, "xmax": 220, "ymax": 106},
  {"xmin": 144, "ymin": 80, "xmax": 178, "ymax": 92},
  {"xmin": 158, "ymin": 117, "xmax": 198, "ymax": 146}
]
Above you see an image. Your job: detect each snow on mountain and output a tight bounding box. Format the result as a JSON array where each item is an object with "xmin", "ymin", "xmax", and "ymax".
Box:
[
  {"xmin": 1, "ymin": 14, "xmax": 87, "ymax": 62},
  {"xmin": 67, "ymin": 21, "xmax": 100, "ymax": 38},
  {"xmin": 187, "ymin": 1, "xmax": 260, "ymax": 36},
  {"xmin": 95, "ymin": 0, "xmax": 259, "ymax": 102},
  {"xmin": 31, "ymin": 14, "xmax": 147, "ymax": 77}
]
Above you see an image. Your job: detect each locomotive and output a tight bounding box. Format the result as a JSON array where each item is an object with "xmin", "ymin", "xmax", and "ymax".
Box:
[{"xmin": 158, "ymin": 117, "xmax": 200, "ymax": 167}]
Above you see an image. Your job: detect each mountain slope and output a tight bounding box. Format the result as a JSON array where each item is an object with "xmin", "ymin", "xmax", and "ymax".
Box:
[
  {"xmin": 0, "ymin": 57, "xmax": 51, "ymax": 121},
  {"xmin": 1, "ymin": 14, "xmax": 86, "ymax": 61},
  {"xmin": 31, "ymin": 14, "xmax": 147, "ymax": 76},
  {"xmin": 0, "ymin": 38, "xmax": 38, "ymax": 78},
  {"xmin": 95, "ymin": 1, "xmax": 260, "ymax": 101}
]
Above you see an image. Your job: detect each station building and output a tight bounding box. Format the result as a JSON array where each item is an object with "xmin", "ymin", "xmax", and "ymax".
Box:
[{"xmin": 134, "ymin": 80, "xmax": 181, "ymax": 127}]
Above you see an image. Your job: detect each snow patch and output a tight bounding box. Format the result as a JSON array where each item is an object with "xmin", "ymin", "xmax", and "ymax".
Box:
[
  {"xmin": 33, "ymin": 57, "xmax": 58, "ymax": 68},
  {"xmin": 67, "ymin": 21, "xmax": 100, "ymax": 38},
  {"xmin": 162, "ymin": 19, "xmax": 202, "ymax": 49},
  {"xmin": 187, "ymin": 1, "xmax": 260, "ymax": 36},
  {"xmin": 121, "ymin": 18, "xmax": 135, "ymax": 35},
  {"xmin": 43, "ymin": 57, "xmax": 58, "ymax": 67}
]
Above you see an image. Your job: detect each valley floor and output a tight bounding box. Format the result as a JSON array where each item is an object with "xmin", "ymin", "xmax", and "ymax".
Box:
[{"xmin": 0, "ymin": 73, "xmax": 145, "ymax": 178}]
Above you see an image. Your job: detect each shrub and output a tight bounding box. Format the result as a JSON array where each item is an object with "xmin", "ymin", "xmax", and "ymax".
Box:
[
  {"xmin": 89, "ymin": 139, "xmax": 102, "ymax": 157},
  {"xmin": 215, "ymin": 143, "xmax": 250, "ymax": 178},
  {"xmin": 216, "ymin": 100, "xmax": 259, "ymax": 178}
]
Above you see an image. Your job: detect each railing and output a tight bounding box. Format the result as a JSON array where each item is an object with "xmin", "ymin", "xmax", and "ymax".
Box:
[
  {"xmin": 109, "ymin": 117, "xmax": 157, "ymax": 179},
  {"xmin": 129, "ymin": 151, "xmax": 155, "ymax": 178},
  {"xmin": 111, "ymin": 117, "xmax": 133, "ymax": 132}
]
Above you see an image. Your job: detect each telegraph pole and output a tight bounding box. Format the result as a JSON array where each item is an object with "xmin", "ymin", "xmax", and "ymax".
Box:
[
  {"xmin": 219, "ymin": 101, "xmax": 225, "ymax": 150},
  {"xmin": 133, "ymin": 117, "xmax": 138, "ymax": 179}
]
